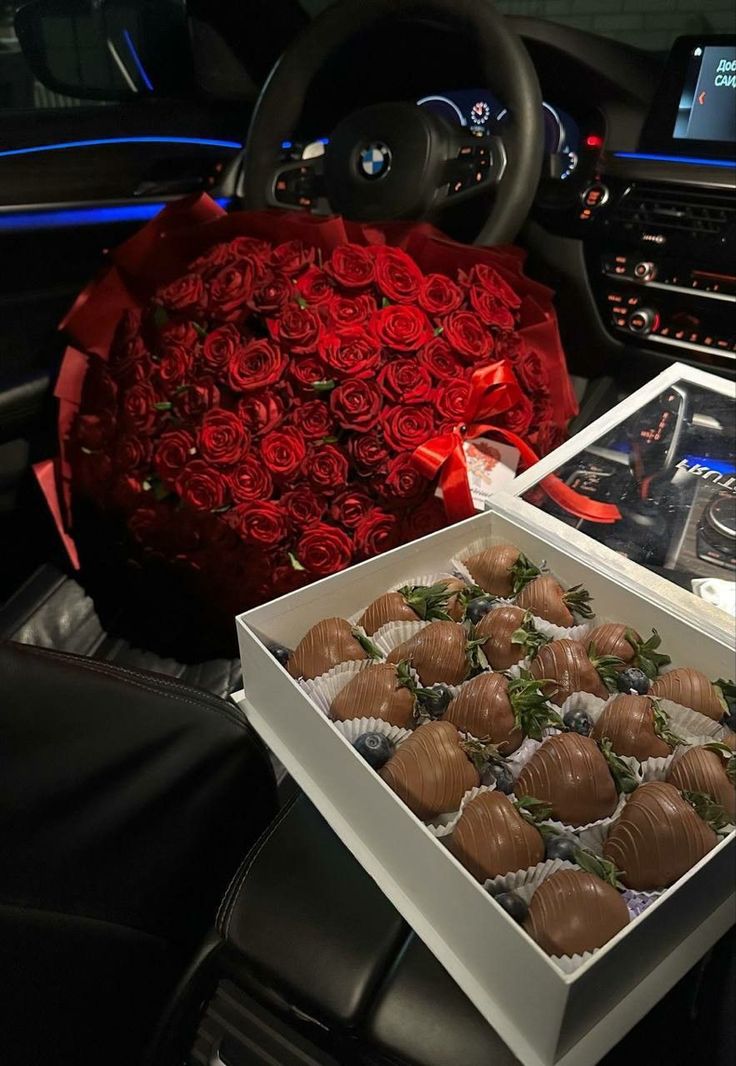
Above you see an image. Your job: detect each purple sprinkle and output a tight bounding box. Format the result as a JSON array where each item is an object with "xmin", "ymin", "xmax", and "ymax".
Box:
[{"xmin": 623, "ymin": 889, "xmax": 656, "ymax": 919}]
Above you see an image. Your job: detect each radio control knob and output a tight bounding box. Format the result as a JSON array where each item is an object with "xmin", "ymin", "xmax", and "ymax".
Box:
[
  {"xmin": 634, "ymin": 261, "xmax": 656, "ymax": 281},
  {"xmin": 627, "ymin": 307, "xmax": 659, "ymax": 335}
]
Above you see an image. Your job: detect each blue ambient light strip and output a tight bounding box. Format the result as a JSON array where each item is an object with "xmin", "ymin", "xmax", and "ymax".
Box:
[
  {"xmin": 123, "ymin": 30, "xmax": 154, "ymax": 92},
  {"xmin": 613, "ymin": 151, "xmax": 736, "ymax": 169},
  {"xmin": 0, "ymin": 136, "xmax": 243, "ymax": 159},
  {"xmin": 0, "ymin": 198, "xmax": 232, "ymax": 232}
]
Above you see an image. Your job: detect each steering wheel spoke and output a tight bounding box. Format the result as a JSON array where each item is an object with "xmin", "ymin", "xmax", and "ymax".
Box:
[
  {"xmin": 268, "ymin": 155, "xmax": 330, "ymax": 213},
  {"xmin": 436, "ymin": 135, "xmax": 507, "ymax": 207}
]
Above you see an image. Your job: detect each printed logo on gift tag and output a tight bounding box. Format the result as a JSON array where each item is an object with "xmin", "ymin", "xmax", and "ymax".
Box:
[{"xmin": 464, "ymin": 438, "xmax": 519, "ymax": 510}]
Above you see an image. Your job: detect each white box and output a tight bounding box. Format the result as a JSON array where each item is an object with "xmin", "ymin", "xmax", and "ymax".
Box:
[{"xmin": 236, "ymin": 503, "xmax": 736, "ymax": 1066}]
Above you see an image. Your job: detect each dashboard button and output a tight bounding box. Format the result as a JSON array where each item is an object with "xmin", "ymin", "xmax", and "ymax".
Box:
[
  {"xmin": 581, "ymin": 183, "xmax": 609, "ymax": 209},
  {"xmin": 627, "ymin": 307, "xmax": 659, "ymax": 335},
  {"xmin": 634, "ymin": 261, "xmax": 657, "ymax": 281}
]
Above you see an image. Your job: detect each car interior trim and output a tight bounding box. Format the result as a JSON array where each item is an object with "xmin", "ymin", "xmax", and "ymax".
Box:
[
  {"xmin": 0, "ymin": 136, "xmax": 244, "ymax": 159},
  {"xmin": 613, "ymin": 151, "xmax": 736, "ymax": 169},
  {"xmin": 0, "ymin": 198, "xmax": 232, "ymax": 232}
]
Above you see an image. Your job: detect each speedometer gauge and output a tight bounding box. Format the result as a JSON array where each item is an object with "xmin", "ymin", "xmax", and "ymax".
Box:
[{"xmin": 469, "ymin": 100, "xmax": 491, "ymax": 127}]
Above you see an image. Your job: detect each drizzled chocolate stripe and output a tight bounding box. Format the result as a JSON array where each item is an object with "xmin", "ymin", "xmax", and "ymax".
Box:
[
  {"xmin": 515, "ymin": 732, "xmax": 618, "ymax": 826},
  {"xmin": 477, "ymin": 605, "xmax": 528, "ymax": 671},
  {"xmin": 448, "ymin": 792, "xmax": 544, "ymax": 882},
  {"xmin": 516, "ymin": 574, "xmax": 573, "ymax": 628},
  {"xmin": 288, "ymin": 617, "xmax": 368, "ymax": 681},
  {"xmin": 587, "ymin": 623, "xmax": 639, "ymax": 663},
  {"xmin": 379, "ymin": 720, "xmax": 479, "ymax": 820},
  {"xmin": 465, "ymin": 544, "xmax": 521, "ymax": 597},
  {"xmin": 523, "ymin": 870, "xmax": 629, "ymax": 957},
  {"xmin": 387, "ymin": 621, "xmax": 469, "ymax": 686},
  {"xmin": 359, "ymin": 593, "xmax": 419, "ymax": 637},
  {"xmin": 591, "ymin": 694, "xmax": 672, "ymax": 761},
  {"xmin": 530, "ymin": 640, "xmax": 609, "ymax": 707},
  {"xmin": 444, "ymin": 672, "xmax": 522, "ymax": 754},
  {"xmin": 331, "ymin": 662, "xmax": 415, "ymax": 727},
  {"xmin": 667, "ymin": 748, "xmax": 736, "ymax": 821},
  {"xmin": 650, "ymin": 668, "xmax": 725, "ymax": 722}
]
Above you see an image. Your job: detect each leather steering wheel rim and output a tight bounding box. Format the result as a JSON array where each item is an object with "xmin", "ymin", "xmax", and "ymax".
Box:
[{"xmin": 239, "ymin": 0, "xmax": 544, "ymax": 246}]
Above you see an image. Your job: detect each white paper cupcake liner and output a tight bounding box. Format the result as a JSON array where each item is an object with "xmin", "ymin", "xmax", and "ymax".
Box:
[
  {"xmin": 505, "ymin": 729, "xmax": 563, "ymax": 777},
  {"xmin": 371, "ymin": 619, "xmax": 431, "ymax": 657},
  {"xmin": 622, "ymin": 888, "xmax": 663, "ymax": 919},
  {"xmin": 654, "ymin": 698, "xmax": 730, "ymax": 742},
  {"xmin": 425, "ymin": 783, "xmax": 497, "ymax": 838},
  {"xmin": 332, "ymin": 717, "xmax": 413, "ymax": 749},
  {"xmin": 347, "ymin": 573, "xmax": 471, "ymax": 628},
  {"xmin": 483, "ymin": 857, "xmax": 578, "ymax": 899},
  {"xmin": 304, "ymin": 658, "xmax": 422, "ymax": 725}
]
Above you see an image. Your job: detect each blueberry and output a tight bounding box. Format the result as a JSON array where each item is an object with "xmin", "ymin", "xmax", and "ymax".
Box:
[
  {"xmin": 353, "ymin": 732, "xmax": 394, "ymax": 770},
  {"xmin": 721, "ymin": 708, "xmax": 736, "ymax": 734},
  {"xmin": 417, "ymin": 684, "xmax": 453, "ymax": 719},
  {"xmin": 480, "ymin": 761, "xmax": 514, "ymax": 794},
  {"xmin": 617, "ymin": 668, "xmax": 650, "ymax": 695},
  {"xmin": 465, "ymin": 594, "xmax": 499, "ymax": 625},
  {"xmin": 493, "ymin": 891, "xmax": 528, "ymax": 922},
  {"xmin": 544, "ymin": 835, "xmax": 578, "ymax": 862},
  {"xmin": 563, "ymin": 708, "xmax": 593, "ymax": 736},
  {"xmin": 268, "ymin": 642, "xmax": 291, "ymax": 668}
]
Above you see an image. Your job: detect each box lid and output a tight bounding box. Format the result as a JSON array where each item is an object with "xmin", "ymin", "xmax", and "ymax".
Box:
[{"xmin": 506, "ymin": 363, "xmax": 735, "ymax": 637}]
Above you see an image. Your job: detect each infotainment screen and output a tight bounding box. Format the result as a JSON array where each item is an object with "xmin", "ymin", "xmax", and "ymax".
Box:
[
  {"xmin": 640, "ymin": 35, "xmax": 736, "ymax": 161},
  {"xmin": 673, "ymin": 44, "xmax": 736, "ymax": 143}
]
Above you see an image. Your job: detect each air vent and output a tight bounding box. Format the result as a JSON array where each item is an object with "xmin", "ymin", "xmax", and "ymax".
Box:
[{"xmin": 613, "ymin": 183, "xmax": 736, "ymax": 239}]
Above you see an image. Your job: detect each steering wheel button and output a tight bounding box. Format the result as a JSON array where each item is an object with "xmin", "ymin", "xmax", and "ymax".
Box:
[{"xmin": 458, "ymin": 146, "xmax": 473, "ymax": 157}]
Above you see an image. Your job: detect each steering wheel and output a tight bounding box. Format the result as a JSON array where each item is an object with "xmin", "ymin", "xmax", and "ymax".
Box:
[{"xmin": 239, "ymin": 0, "xmax": 543, "ymax": 246}]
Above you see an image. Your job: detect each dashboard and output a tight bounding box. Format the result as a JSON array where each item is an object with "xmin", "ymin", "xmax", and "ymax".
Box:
[{"xmin": 417, "ymin": 90, "xmax": 581, "ymax": 182}]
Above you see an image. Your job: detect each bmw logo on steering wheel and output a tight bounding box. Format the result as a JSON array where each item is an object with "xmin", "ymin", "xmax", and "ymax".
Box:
[{"xmin": 358, "ymin": 142, "xmax": 392, "ymax": 179}]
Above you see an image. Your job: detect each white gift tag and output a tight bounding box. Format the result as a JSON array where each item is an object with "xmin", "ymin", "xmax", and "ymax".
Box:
[{"xmin": 463, "ymin": 437, "xmax": 519, "ymax": 510}]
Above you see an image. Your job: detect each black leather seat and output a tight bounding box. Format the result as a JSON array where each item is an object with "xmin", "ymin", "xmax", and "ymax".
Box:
[{"xmin": 0, "ymin": 640, "xmax": 278, "ymax": 1066}]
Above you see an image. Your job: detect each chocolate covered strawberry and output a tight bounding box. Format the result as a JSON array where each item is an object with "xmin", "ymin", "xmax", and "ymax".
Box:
[
  {"xmin": 650, "ymin": 668, "xmax": 728, "ymax": 722},
  {"xmin": 587, "ymin": 624, "xmax": 671, "ymax": 681},
  {"xmin": 667, "ymin": 744, "xmax": 736, "ymax": 822},
  {"xmin": 515, "ymin": 574, "xmax": 593, "ymax": 628},
  {"xmin": 464, "ymin": 544, "xmax": 540, "ymax": 598},
  {"xmin": 604, "ymin": 781, "xmax": 718, "ymax": 890},
  {"xmin": 379, "ymin": 720, "xmax": 479, "ymax": 819},
  {"xmin": 444, "ymin": 672, "xmax": 561, "ymax": 754},
  {"xmin": 358, "ymin": 580, "xmax": 465, "ymax": 636},
  {"xmin": 448, "ymin": 791, "xmax": 545, "ymax": 881},
  {"xmin": 330, "ymin": 661, "xmax": 415, "ymax": 728},
  {"xmin": 386, "ymin": 620, "xmax": 486, "ymax": 686},
  {"xmin": 523, "ymin": 869, "xmax": 629, "ymax": 957},
  {"xmin": 529, "ymin": 639, "xmax": 621, "ymax": 707},
  {"xmin": 476, "ymin": 606, "xmax": 548, "ymax": 670},
  {"xmin": 591, "ymin": 694, "xmax": 681, "ymax": 762},
  {"xmin": 288, "ymin": 618, "xmax": 380, "ymax": 680},
  {"xmin": 515, "ymin": 732, "xmax": 620, "ymax": 826}
]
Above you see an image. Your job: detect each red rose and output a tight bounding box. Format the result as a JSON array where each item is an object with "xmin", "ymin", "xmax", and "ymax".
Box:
[
  {"xmin": 156, "ymin": 343, "xmax": 191, "ymax": 389},
  {"xmin": 321, "ymin": 293, "xmax": 377, "ymax": 329},
  {"xmin": 270, "ymin": 240, "xmax": 314, "ymax": 276},
  {"xmin": 248, "ymin": 271, "xmax": 292, "ymax": 314},
  {"xmin": 497, "ymin": 394, "xmax": 534, "ymax": 437},
  {"xmin": 380, "ymin": 405, "xmax": 436, "ymax": 451},
  {"xmin": 325, "ymin": 244, "xmax": 374, "ymax": 288},
  {"xmin": 198, "ymin": 408, "xmax": 250, "ymax": 467},
  {"xmin": 461, "ymin": 263, "xmax": 521, "ymax": 309},
  {"xmin": 329, "ymin": 488, "xmax": 375, "ymax": 528},
  {"xmin": 110, "ymin": 334, "xmax": 149, "ymax": 385},
  {"xmin": 114, "ymin": 433, "xmax": 151, "ymax": 472},
  {"xmin": 349, "ymin": 431, "xmax": 391, "ymax": 475},
  {"xmin": 154, "ymin": 429, "xmax": 196, "ymax": 482},
  {"xmin": 517, "ymin": 348, "xmax": 550, "ymax": 395},
  {"xmin": 228, "ymin": 339, "xmax": 286, "ymax": 392},
  {"xmin": 176, "ymin": 460, "xmax": 228, "ymax": 511},
  {"xmin": 296, "ymin": 267, "xmax": 334, "ymax": 306},
  {"xmin": 201, "ymin": 324, "xmax": 242, "ymax": 374},
  {"xmin": 533, "ymin": 396, "xmax": 554, "ymax": 426},
  {"xmin": 260, "ymin": 428, "xmax": 306, "ymax": 478},
  {"xmin": 208, "ymin": 260, "xmax": 256, "ymax": 320},
  {"xmin": 289, "ymin": 355, "xmax": 329, "ymax": 393},
  {"xmin": 435, "ymin": 379, "xmax": 471, "ymax": 422},
  {"xmin": 156, "ymin": 273, "xmax": 206, "ymax": 314},
  {"xmin": 228, "ymin": 236, "xmax": 271, "ymax": 262},
  {"xmin": 442, "ymin": 311, "xmax": 493, "ymax": 362},
  {"xmin": 319, "ymin": 327, "xmax": 381, "ymax": 379},
  {"xmin": 372, "ymin": 246, "xmax": 423, "ymax": 303},
  {"xmin": 281, "ymin": 486, "xmax": 326, "ymax": 526},
  {"xmin": 159, "ymin": 320, "xmax": 200, "ymax": 350},
  {"xmin": 172, "ymin": 377, "xmax": 221, "ymax": 420},
  {"xmin": 236, "ymin": 390, "xmax": 287, "ymax": 436},
  {"xmin": 329, "ymin": 379, "xmax": 382, "ymax": 432},
  {"xmin": 306, "ymin": 443, "xmax": 349, "ymax": 493},
  {"xmin": 122, "ymin": 381, "xmax": 160, "ymax": 433},
  {"xmin": 228, "ymin": 455, "xmax": 274, "ymax": 503},
  {"xmin": 188, "ymin": 242, "xmax": 235, "ymax": 279},
  {"xmin": 296, "ymin": 522, "xmax": 354, "ymax": 575},
  {"xmin": 417, "ymin": 338, "xmax": 465, "ymax": 382},
  {"xmin": 372, "ymin": 305, "xmax": 433, "ymax": 351},
  {"xmin": 292, "ymin": 399, "xmax": 334, "ymax": 441},
  {"xmin": 495, "ymin": 332, "xmax": 523, "ymax": 364},
  {"xmin": 400, "ymin": 495, "xmax": 448, "ymax": 540},
  {"xmin": 378, "ymin": 359, "xmax": 434, "ymax": 404},
  {"xmin": 468, "ymin": 286, "xmax": 515, "ymax": 330},
  {"xmin": 230, "ymin": 501, "xmax": 289, "ymax": 547},
  {"xmin": 383, "ymin": 453, "xmax": 429, "ymax": 502},
  {"xmin": 76, "ymin": 413, "xmax": 115, "ymax": 451},
  {"xmin": 354, "ymin": 507, "xmax": 401, "ymax": 558},
  {"xmin": 419, "ymin": 273, "xmax": 463, "ymax": 315},
  {"xmin": 267, "ymin": 305, "xmax": 322, "ymax": 353}
]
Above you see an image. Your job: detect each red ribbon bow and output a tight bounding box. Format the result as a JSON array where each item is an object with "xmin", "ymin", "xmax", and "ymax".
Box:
[{"xmin": 412, "ymin": 361, "xmax": 621, "ymax": 525}]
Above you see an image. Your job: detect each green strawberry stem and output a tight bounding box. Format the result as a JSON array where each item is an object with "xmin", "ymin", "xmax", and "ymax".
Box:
[
  {"xmin": 508, "ymin": 673, "xmax": 564, "ymax": 740},
  {"xmin": 510, "ymin": 611, "xmax": 549, "ymax": 660},
  {"xmin": 514, "ymin": 794, "xmax": 553, "ymax": 825},
  {"xmin": 509, "ymin": 553, "xmax": 542, "ymax": 596},
  {"xmin": 681, "ymin": 789, "xmax": 732, "ymax": 833},
  {"xmin": 397, "ymin": 582, "xmax": 454, "ymax": 622},
  {"xmin": 562, "ymin": 583, "xmax": 594, "ymax": 620},
  {"xmin": 351, "ymin": 628, "xmax": 383, "ymax": 660},
  {"xmin": 598, "ymin": 737, "xmax": 639, "ymax": 794},
  {"xmin": 651, "ymin": 699, "xmax": 687, "ymax": 749},
  {"xmin": 460, "ymin": 737, "xmax": 504, "ymax": 773},
  {"xmin": 573, "ymin": 848, "xmax": 625, "ymax": 889},
  {"xmin": 464, "ymin": 623, "xmax": 490, "ymax": 676},
  {"xmin": 588, "ymin": 646, "xmax": 626, "ymax": 692},
  {"xmin": 704, "ymin": 742, "xmax": 736, "ymax": 785},
  {"xmin": 715, "ymin": 677, "xmax": 736, "ymax": 716},
  {"xmin": 626, "ymin": 627, "xmax": 671, "ymax": 679}
]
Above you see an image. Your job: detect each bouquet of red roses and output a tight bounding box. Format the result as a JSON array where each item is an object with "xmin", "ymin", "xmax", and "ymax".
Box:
[{"xmin": 47, "ymin": 196, "xmax": 586, "ymax": 614}]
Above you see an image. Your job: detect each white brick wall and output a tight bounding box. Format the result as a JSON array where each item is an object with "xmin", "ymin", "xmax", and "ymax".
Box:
[{"xmin": 495, "ymin": 0, "xmax": 736, "ymax": 51}]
